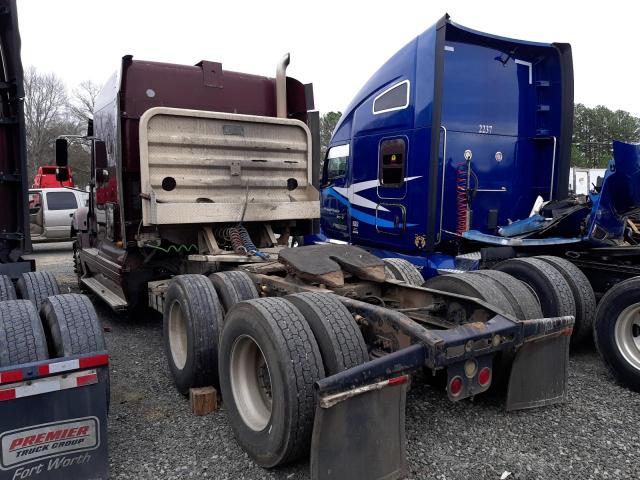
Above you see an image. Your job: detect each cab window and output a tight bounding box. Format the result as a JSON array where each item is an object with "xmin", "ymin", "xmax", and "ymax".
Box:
[
  {"xmin": 46, "ymin": 191, "xmax": 78, "ymax": 210},
  {"xmin": 379, "ymin": 138, "xmax": 406, "ymax": 187},
  {"xmin": 324, "ymin": 144, "xmax": 349, "ymax": 184},
  {"xmin": 29, "ymin": 192, "xmax": 42, "ymax": 213}
]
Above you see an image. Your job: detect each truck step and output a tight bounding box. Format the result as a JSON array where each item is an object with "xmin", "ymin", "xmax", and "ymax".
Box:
[{"xmin": 81, "ymin": 277, "xmax": 128, "ymax": 311}]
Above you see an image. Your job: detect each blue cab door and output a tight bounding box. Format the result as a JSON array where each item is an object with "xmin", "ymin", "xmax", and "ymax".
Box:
[{"xmin": 320, "ymin": 144, "xmax": 351, "ymax": 242}]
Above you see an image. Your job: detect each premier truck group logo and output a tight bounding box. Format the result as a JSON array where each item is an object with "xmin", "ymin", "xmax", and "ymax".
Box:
[{"xmin": 1, "ymin": 417, "xmax": 99, "ymax": 471}]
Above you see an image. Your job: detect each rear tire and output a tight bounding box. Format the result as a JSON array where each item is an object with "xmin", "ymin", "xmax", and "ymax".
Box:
[
  {"xmin": 16, "ymin": 271, "xmax": 60, "ymax": 310},
  {"xmin": 40, "ymin": 294, "xmax": 109, "ymax": 408},
  {"xmin": 382, "ymin": 258, "xmax": 424, "ymax": 286},
  {"xmin": 40, "ymin": 294, "xmax": 105, "ymax": 357},
  {"xmin": 594, "ymin": 276, "xmax": 640, "ymax": 391},
  {"xmin": 536, "ymin": 255, "xmax": 596, "ymax": 344},
  {"xmin": 73, "ymin": 241, "xmax": 88, "ymax": 291},
  {"xmin": 0, "ymin": 300, "xmax": 48, "ymax": 367},
  {"xmin": 494, "ymin": 257, "xmax": 576, "ymax": 319},
  {"xmin": 219, "ymin": 298, "xmax": 324, "ymax": 467},
  {"xmin": 422, "ymin": 272, "xmax": 517, "ymax": 317},
  {"xmin": 163, "ymin": 274, "xmax": 224, "ymax": 394},
  {"xmin": 208, "ymin": 271, "xmax": 259, "ymax": 313},
  {"xmin": 471, "ymin": 270, "xmax": 543, "ymax": 320},
  {"xmin": 286, "ymin": 292, "xmax": 368, "ymax": 374},
  {"xmin": 0, "ymin": 275, "xmax": 16, "ymax": 301}
]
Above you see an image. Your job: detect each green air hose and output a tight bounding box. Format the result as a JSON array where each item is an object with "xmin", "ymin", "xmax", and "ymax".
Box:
[{"xmin": 143, "ymin": 244, "xmax": 198, "ymax": 254}]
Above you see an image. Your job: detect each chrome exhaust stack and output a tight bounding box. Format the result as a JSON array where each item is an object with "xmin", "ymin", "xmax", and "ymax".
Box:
[{"xmin": 276, "ymin": 53, "xmax": 290, "ymax": 118}]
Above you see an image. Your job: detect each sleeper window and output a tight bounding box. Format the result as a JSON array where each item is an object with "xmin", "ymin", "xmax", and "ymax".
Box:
[
  {"xmin": 379, "ymin": 139, "xmax": 406, "ymax": 187},
  {"xmin": 373, "ymin": 80, "xmax": 410, "ymax": 114}
]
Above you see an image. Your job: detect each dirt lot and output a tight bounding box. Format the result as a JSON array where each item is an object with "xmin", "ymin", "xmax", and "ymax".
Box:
[{"xmin": 27, "ymin": 242, "xmax": 640, "ymax": 480}]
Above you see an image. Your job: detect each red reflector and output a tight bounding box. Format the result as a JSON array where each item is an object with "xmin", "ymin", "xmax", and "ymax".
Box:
[
  {"xmin": 79, "ymin": 354, "xmax": 109, "ymax": 369},
  {"xmin": 76, "ymin": 373, "xmax": 98, "ymax": 387},
  {"xmin": 0, "ymin": 370, "xmax": 23, "ymax": 384},
  {"xmin": 0, "ymin": 388, "xmax": 16, "ymax": 401},
  {"xmin": 388, "ymin": 375, "xmax": 408, "ymax": 386},
  {"xmin": 449, "ymin": 376, "xmax": 463, "ymax": 396},
  {"xmin": 478, "ymin": 367, "xmax": 491, "ymax": 387},
  {"xmin": 37, "ymin": 365, "xmax": 50, "ymax": 376}
]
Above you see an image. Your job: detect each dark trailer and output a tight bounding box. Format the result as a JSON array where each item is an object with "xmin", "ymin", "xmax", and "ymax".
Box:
[{"xmin": 0, "ymin": 3, "xmax": 111, "ymax": 480}]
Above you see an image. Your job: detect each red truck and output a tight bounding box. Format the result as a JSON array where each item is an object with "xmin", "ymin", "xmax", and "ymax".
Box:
[{"xmin": 32, "ymin": 166, "xmax": 73, "ymax": 188}]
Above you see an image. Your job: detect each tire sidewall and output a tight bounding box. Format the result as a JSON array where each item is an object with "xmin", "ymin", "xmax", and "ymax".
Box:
[
  {"xmin": 495, "ymin": 260, "xmax": 571, "ymax": 317},
  {"xmin": 209, "ymin": 273, "xmax": 239, "ymax": 313},
  {"xmin": 595, "ymin": 283, "xmax": 640, "ymax": 390},
  {"xmin": 163, "ymin": 282, "xmax": 198, "ymax": 394},
  {"xmin": 219, "ymin": 304, "xmax": 295, "ymax": 467}
]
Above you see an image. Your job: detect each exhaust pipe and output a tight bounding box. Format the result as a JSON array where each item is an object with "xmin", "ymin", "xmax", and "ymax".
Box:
[{"xmin": 276, "ymin": 53, "xmax": 290, "ymax": 118}]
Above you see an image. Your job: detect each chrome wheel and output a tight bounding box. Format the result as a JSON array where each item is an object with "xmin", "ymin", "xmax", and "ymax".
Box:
[
  {"xmin": 614, "ymin": 303, "xmax": 640, "ymax": 371},
  {"xmin": 168, "ymin": 300, "xmax": 188, "ymax": 370},
  {"xmin": 230, "ymin": 335, "xmax": 272, "ymax": 431}
]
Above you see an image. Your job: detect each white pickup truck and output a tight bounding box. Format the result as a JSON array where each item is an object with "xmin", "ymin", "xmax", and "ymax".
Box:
[{"xmin": 28, "ymin": 187, "xmax": 88, "ymax": 242}]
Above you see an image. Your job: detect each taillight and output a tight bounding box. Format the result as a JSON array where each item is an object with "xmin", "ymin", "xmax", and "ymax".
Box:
[
  {"xmin": 478, "ymin": 367, "xmax": 491, "ymax": 387},
  {"xmin": 449, "ymin": 376, "xmax": 463, "ymax": 396}
]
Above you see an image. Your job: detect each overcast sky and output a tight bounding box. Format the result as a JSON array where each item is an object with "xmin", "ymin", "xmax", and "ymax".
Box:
[{"xmin": 16, "ymin": 0, "xmax": 640, "ymax": 117}]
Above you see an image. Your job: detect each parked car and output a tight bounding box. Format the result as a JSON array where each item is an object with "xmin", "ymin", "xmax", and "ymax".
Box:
[{"xmin": 29, "ymin": 187, "xmax": 88, "ymax": 242}]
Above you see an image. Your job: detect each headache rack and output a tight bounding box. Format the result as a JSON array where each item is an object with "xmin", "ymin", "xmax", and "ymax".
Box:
[{"xmin": 139, "ymin": 107, "xmax": 320, "ymax": 226}]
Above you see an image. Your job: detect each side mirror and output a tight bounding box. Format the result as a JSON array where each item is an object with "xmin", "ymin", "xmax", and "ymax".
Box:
[
  {"xmin": 55, "ymin": 138, "xmax": 68, "ymax": 167},
  {"xmin": 94, "ymin": 140, "xmax": 107, "ymax": 168},
  {"xmin": 96, "ymin": 168, "xmax": 109, "ymax": 185},
  {"xmin": 55, "ymin": 167, "xmax": 70, "ymax": 182}
]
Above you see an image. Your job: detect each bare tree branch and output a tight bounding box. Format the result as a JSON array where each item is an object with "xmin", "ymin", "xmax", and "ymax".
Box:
[{"xmin": 68, "ymin": 79, "xmax": 102, "ymax": 125}]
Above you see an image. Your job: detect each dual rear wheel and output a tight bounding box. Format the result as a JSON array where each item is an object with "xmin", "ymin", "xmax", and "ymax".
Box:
[
  {"xmin": 162, "ymin": 272, "xmax": 369, "ymax": 467},
  {"xmin": 0, "ymin": 273, "xmax": 105, "ymax": 377}
]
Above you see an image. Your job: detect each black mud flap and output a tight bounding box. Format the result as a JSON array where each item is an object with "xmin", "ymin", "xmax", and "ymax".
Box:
[
  {"xmin": 506, "ymin": 332, "xmax": 570, "ymax": 411},
  {"xmin": 310, "ymin": 380, "xmax": 408, "ymax": 480}
]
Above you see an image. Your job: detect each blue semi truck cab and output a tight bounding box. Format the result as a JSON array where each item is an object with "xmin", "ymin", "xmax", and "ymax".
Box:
[
  {"xmin": 319, "ymin": 15, "xmax": 640, "ymax": 395},
  {"xmin": 320, "ymin": 14, "xmax": 573, "ymax": 266}
]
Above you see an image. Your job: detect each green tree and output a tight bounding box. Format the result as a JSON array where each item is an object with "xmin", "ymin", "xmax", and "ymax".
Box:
[
  {"xmin": 572, "ymin": 104, "xmax": 640, "ymax": 168},
  {"xmin": 320, "ymin": 111, "xmax": 342, "ymax": 159}
]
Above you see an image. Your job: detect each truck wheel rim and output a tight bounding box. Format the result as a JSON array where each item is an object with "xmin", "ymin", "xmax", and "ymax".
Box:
[
  {"xmin": 168, "ymin": 300, "xmax": 188, "ymax": 370},
  {"xmin": 614, "ymin": 303, "xmax": 640, "ymax": 371},
  {"xmin": 230, "ymin": 335, "xmax": 272, "ymax": 431}
]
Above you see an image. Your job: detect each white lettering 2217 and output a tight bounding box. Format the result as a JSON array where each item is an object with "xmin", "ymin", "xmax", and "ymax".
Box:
[{"xmin": 478, "ymin": 124, "xmax": 493, "ymax": 134}]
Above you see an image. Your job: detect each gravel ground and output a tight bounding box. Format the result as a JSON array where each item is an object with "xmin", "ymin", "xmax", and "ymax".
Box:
[{"xmin": 27, "ymin": 242, "xmax": 640, "ymax": 480}]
